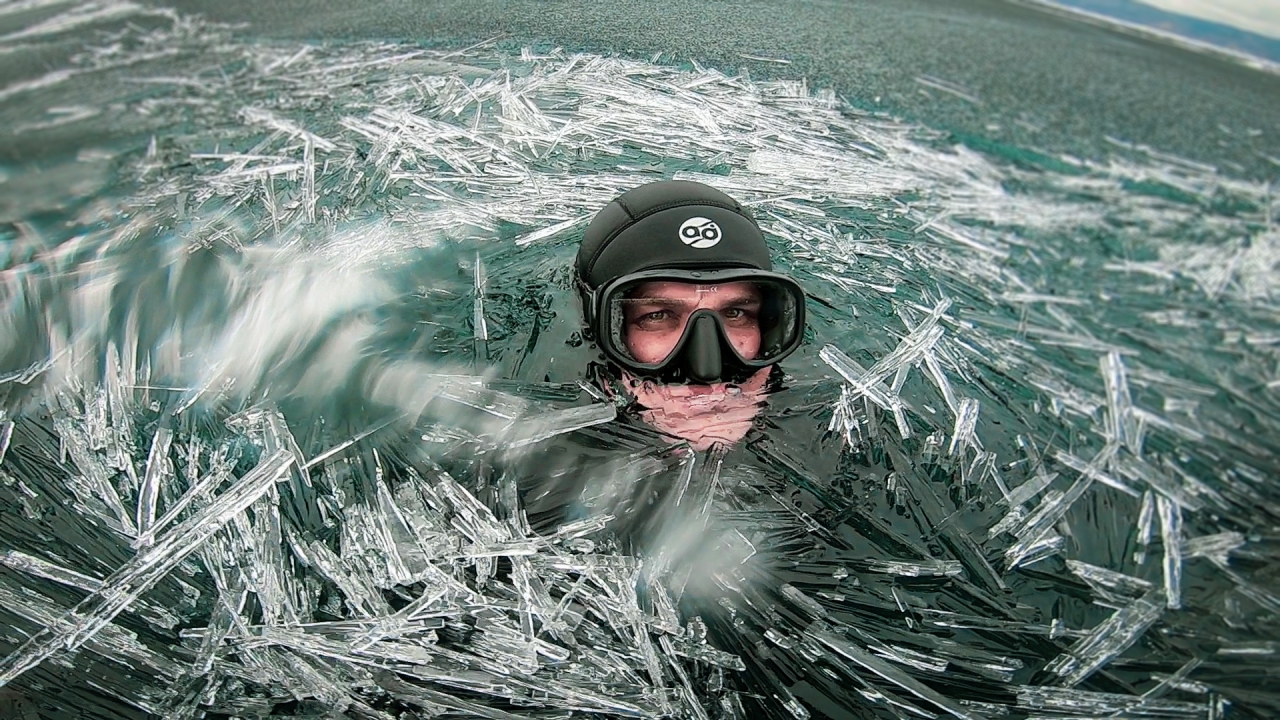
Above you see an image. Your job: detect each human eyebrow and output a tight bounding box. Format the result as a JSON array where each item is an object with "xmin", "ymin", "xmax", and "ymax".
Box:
[{"xmin": 624, "ymin": 297, "xmax": 693, "ymax": 308}]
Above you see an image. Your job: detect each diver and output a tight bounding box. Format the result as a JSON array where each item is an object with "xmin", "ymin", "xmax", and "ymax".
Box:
[
  {"xmin": 392, "ymin": 180, "xmax": 810, "ymax": 544},
  {"xmin": 574, "ymin": 179, "xmax": 808, "ymax": 450},
  {"xmin": 481, "ymin": 179, "xmax": 813, "ymax": 539}
]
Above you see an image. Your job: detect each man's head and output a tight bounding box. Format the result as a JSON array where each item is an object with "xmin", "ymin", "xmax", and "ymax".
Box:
[{"xmin": 575, "ymin": 181, "xmax": 805, "ymax": 385}]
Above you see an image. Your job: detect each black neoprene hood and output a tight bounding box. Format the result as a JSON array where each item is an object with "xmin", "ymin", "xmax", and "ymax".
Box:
[{"xmin": 575, "ymin": 180, "xmax": 772, "ymax": 289}]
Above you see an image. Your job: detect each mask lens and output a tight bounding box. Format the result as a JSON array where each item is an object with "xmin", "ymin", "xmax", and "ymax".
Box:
[{"xmin": 602, "ymin": 276, "xmax": 802, "ymax": 369}]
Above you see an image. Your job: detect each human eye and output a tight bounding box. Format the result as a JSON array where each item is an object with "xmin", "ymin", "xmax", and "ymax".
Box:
[
  {"xmin": 633, "ymin": 309, "xmax": 674, "ymax": 328},
  {"xmin": 720, "ymin": 306, "xmax": 757, "ymax": 324}
]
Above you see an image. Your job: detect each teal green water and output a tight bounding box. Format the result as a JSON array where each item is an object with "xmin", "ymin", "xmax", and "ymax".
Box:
[{"xmin": 0, "ymin": 4, "xmax": 1277, "ymax": 719}]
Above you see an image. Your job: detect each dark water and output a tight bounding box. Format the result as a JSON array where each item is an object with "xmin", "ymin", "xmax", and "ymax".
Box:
[{"xmin": 0, "ymin": 2, "xmax": 1277, "ymax": 719}]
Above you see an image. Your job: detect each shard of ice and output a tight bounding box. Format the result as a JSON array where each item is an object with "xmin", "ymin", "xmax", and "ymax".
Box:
[
  {"xmin": 1046, "ymin": 587, "xmax": 1167, "ymax": 687},
  {"xmin": 0, "ymin": 449, "xmax": 294, "ymax": 688}
]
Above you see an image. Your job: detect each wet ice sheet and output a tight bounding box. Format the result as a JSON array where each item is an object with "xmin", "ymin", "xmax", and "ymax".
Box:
[{"xmin": 0, "ymin": 3, "xmax": 1277, "ymax": 719}]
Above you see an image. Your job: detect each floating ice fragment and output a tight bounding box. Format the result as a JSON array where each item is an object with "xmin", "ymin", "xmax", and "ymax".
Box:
[
  {"xmin": 715, "ymin": 528, "xmax": 758, "ymax": 567},
  {"xmin": 132, "ymin": 443, "xmax": 234, "ymax": 549},
  {"xmin": 1017, "ymin": 532, "xmax": 1067, "ymax": 567},
  {"xmin": 1135, "ymin": 489, "xmax": 1156, "ymax": 565},
  {"xmin": 499, "ymin": 402, "xmax": 617, "ymax": 448},
  {"xmin": 0, "ymin": 1, "xmax": 147, "ymax": 44},
  {"xmin": 1054, "ymin": 447, "xmax": 1139, "ymax": 497},
  {"xmin": 239, "ymin": 107, "xmax": 338, "ymax": 152},
  {"xmin": 1005, "ymin": 444, "xmax": 1118, "ymax": 567},
  {"xmin": 927, "ymin": 220, "xmax": 1009, "ymax": 258},
  {"xmin": 0, "ymin": 581, "xmax": 180, "ymax": 691},
  {"xmin": 0, "ymin": 449, "xmax": 294, "ymax": 688},
  {"xmin": 1004, "ymin": 470, "xmax": 1058, "ymax": 508},
  {"xmin": 1102, "ymin": 352, "xmax": 1143, "ymax": 451},
  {"xmin": 1216, "ymin": 641, "xmax": 1280, "ymax": 656},
  {"xmin": 738, "ymin": 53, "xmax": 792, "ymax": 65},
  {"xmin": 657, "ymin": 636, "xmax": 712, "ymax": 720},
  {"xmin": 947, "ymin": 397, "xmax": 980, "ymax": 456},
  {"xmin": 302, "ymin": 139, "xmax": 317, "ymax": 224},
  {"xmin": 999, "ymin": 292, "xmax": 1086, "ymax": 305},
  {"xmin": 0, "ymin": 355, "xmax": 64, "ymax": 386},
  {"xmin": 301, "ymin": 415, "xmax": 401, "ymax": 470},
  {"xmin": 922, "ymin": 350, "xmax": 959, "ymax": 417},
  {"xmin": 1066, "ymin": 560, "xmax": 1153, "ymax": 600},
  {"xmin": 819, "ymin": 345, "xmax": 914, "ymax": 437},
  {"xmin": 1184, "ymin": 532, "xmax": 1244, "ymax": 564},
  {"xmin": 135, "ymin": 425, "xmax": 173, "ymax": 546},
  {"xmin": 513, "ymin": 214, "xmax": 588, "ymax": 246},
  {"xmin": 53, "ymin": 415, "xmax": 138, "ymax": 538},
  {"xmin": 0, "ymin": 420, "xmax": 11, "ymax": 466},
  {"xmin": 807, "ymin": 624, "xmax": 978, "ymax": 720},
  {"xmin": 1141, "ymin": 657, "xmax": 1203, "ymax": 703},
  {"xmin": 1017, "ymin": 685, "xmax": 1206, "ymax": 717},
  {"xmin": 863, "ymin": 559, "xmax": 964, "ymax": 577},
  {"xmin": 0, "ymin": 551, "xmax": 103, "ymax": 592},
  {"xmin": 1157, "ymin": 495, "xmax": 1183, "ymax": 609},
  {"xmin": 473, "ymin": 252, "xmax": 489, "ymax": 344},
  {"xmin": 988, "ymin": 504, "xmax": 1028, "ymax": 540},
  {"xmin": 915, "ymin": 75, "xmax": 982, "ymax": 105},
  {"xmin": 1115, "ymin": 455, "xmax": 1204, "ymax": 511},
  {"xmin": 869, "ymin": 302, "xmax": 951, "ymax": 382},
  {"xmin": 667, "ymin": 636, "xmax": 747, "ymax": 671},
  {"xmin": 1047, "ymin": 587, "xmax": 1165, "ymax": 687},
  {"xmin": 1209, "ymin": 558, "xmax": 1280, "ymax": 613},
  {"xmin": 781, "ymin": 584, "xmax": 829, "ymax": 620}
]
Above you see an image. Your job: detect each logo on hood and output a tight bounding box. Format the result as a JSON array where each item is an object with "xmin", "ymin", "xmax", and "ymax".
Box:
[{"xmin": 678, "ymin": 217, "xmax": 722, "ymax": 249}]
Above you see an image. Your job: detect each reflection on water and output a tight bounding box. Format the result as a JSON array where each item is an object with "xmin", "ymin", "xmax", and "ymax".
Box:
[{"xmin": 0, "ymin": 4, "xmax": 1278, "ymax": 719}]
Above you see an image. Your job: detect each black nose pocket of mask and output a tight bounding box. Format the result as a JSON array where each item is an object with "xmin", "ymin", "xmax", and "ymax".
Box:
[{"xmin": 683, "ymin": 312, "xmax": 725, "ymax": 383}]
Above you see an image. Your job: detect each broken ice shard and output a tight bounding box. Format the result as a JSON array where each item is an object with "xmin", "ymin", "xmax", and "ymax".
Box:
[
  {"xmin": 473, "ymin": 251, "xmax": 489, "ymax": 345},
  {"xmin": 1157, "ymin": 494, "xmax": 1183, "ymax": 610},
  {"xmin": 0, "ymin": 551, "xmax": 104, "ymax": 592},
  {"xmin": 1046, "ymin": 587, "xmax": 1165, "ymax": 687},
  {"xmin": 1005, "ymin": 444, "xmax": 1123, "ymax": 568},
  {"xmin": 0, "ymin": 420, "xmax": 12, "ymax": 466},
  {"xmin": 0, "ymin": 449, "xmax": 294, "ymax": 688},
  {"xmin": 947, "ymin": 397, "xmax": 980, "ymax": 456},
  {"xmin": 499, "ymin": 402, "xmax": 618, "ymax": 447},
  {"xmin": 1101, "ymin": 351, "xmax": 1144, "ymax": 453},
  {"xmin": 135, "ymin": 424, "xmax": 173, "ymax": 546},
  {"xmin": 807, "ymin": 623, "xmax": 978, "ymax": 720}
]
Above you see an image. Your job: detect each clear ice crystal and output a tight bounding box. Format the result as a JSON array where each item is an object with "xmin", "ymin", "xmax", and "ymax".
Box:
[
  {"xmin": 1047, "ymin": 587, "xmax": 1166, "ymax": 687},
  {"xmin": 1157, "ymin": 494, "xmax": 1184, "ymax": 610},
  {"xmin": 0, "ymin": 420, "xmax": 13, "ymax": 467},
  {"xmin": 0, "ymin": 449, "xmax": 294, "ymax": 688}
]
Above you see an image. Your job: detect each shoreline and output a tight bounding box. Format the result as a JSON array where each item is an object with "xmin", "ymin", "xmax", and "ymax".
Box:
[{"xmin": 1008, "ymin": 0, "xmax": 1280, "ymax": 76}]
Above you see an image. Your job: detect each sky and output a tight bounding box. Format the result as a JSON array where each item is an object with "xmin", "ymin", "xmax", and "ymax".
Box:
[{"xmin": 1135, "ymin": 0, "xmax": 1280, "ymax": 39}]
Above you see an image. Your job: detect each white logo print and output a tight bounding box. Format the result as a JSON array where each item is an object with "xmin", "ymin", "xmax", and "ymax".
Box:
[{"xmin": 678, "ymin": 217, "xmax": 721, "ymax": 249}]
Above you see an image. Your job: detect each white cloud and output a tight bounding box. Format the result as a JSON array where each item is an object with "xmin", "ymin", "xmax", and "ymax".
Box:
[{"xmin": 1135, "ymin": 0, "xmax": 1280, "ymax": 39}]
